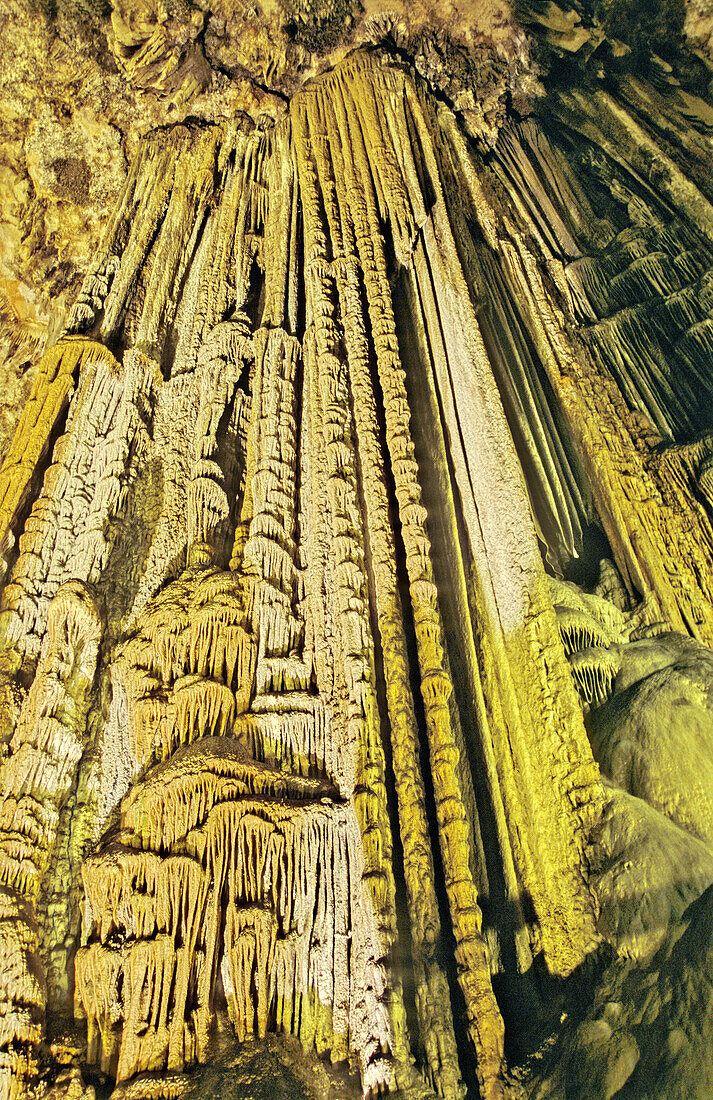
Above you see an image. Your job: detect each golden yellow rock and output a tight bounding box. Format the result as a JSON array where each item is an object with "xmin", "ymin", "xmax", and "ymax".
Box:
[{"xmin": 2, "ymin": 13, "xmax": 713, "ymax": 1100}]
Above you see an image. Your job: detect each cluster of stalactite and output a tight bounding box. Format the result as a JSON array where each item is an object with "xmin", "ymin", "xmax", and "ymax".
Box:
[
  {"xmin": 1, "ymin": 43, "xmax": 713, "ymax": 1100},
  {"xmin": 483, "ymin": 85, "xmax": 713, "ymax": 637}
]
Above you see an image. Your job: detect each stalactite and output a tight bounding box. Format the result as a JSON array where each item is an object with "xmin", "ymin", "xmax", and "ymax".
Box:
[
  {"xmin": 296, "ymin": 73, "xmax": 461, "ymax": 1097},
  {"xmin": 5, "ymin": 26, "xmax": 713, "ymax": 1100},
  {"xmin": 468, "ymin": 146, "xmax": 713, "ymax": 643},
  {"xmin": 290, "ymin": 60, "xmax": 607, "ymax": 1100},
  {"xmin": 0, "ymin": 581, "xmax": 101, "ymax": 1096},
  {"xmin": 0, "ymin": 340, "xmax": 115, "ymax": 592},
  {"xmin": 0, "ymin": 52, "xmax": 602, "ymax": 1100}
]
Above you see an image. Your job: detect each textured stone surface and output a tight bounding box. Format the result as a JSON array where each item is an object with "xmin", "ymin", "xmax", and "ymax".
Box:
[
  {"xmin": 532, "ymin": 881, "xmax": 713, "ymax": 1100},
  {"xmin": 591, "ymin": 782, "xmax": 713, "ymax": 960},
  {"xmin": 1, "ymin": 2, "xmax": 713, "ymax": 1099},
  {"xmin": 589, "ymin": 633, "xmax": 713, "ymax": 843}
]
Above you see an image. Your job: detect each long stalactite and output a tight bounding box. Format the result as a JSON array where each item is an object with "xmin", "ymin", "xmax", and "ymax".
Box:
[{"xmin": 2, "ymin": 20, "xmax": 713, "ymax": 1100}]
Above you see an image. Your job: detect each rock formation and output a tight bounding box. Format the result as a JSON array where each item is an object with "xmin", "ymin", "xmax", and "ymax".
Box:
[{"xmin": 1, "ymin": 1, "xmax": 713, "ymax": 1097}]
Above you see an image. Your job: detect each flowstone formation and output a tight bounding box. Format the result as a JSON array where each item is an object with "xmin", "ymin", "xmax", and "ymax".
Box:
[{"xmin": 2, "ymin": 5, "xmax": 713, "ymax": 1098}]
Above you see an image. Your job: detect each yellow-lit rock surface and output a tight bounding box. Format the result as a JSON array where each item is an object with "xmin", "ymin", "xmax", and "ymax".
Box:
[{"xmin": 1, "ymin": 2, "xmax": 713, "ymax": 1098}]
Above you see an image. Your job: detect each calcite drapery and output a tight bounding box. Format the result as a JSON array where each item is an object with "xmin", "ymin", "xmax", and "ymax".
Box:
[
  {"xmin": 0, "ymin": 581, "xmax": 101, "ymax": 1094},
  {"xmin": 0, "ymin": 53, "xmax": 604, "ymax": 1099},
  {"xmin": 482, "ymin": 105, "xmax": 713, "ymax": 641},
  {"xmin": 4, "ymin": 36, "xmax": 713, "ymax": 1100}
]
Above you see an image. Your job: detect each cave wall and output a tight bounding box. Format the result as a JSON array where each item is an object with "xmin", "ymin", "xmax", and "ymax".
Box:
[{"xmin": 1, "ymin": 3, "xmax": 713, "ymax": 1099}]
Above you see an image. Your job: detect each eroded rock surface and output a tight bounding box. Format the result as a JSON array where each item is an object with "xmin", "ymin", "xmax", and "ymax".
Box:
[
  {"xmin": 1, "ymin": 2, "xmax": 713, "ymax": 1099},
  {"xmin": 590, "ymin": 633, "xmax": 713, "ymax": 842}
]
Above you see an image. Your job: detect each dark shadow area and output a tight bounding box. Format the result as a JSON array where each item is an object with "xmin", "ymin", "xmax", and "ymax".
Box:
[{"xmin": 98, "ymin": 447, "xmax": 165, "ymax": 636}]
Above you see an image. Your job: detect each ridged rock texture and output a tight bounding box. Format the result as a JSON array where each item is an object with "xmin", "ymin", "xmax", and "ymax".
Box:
[{"xmin": 2, "ymin": 2, "xmax": 713, "ymax": 1097}]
